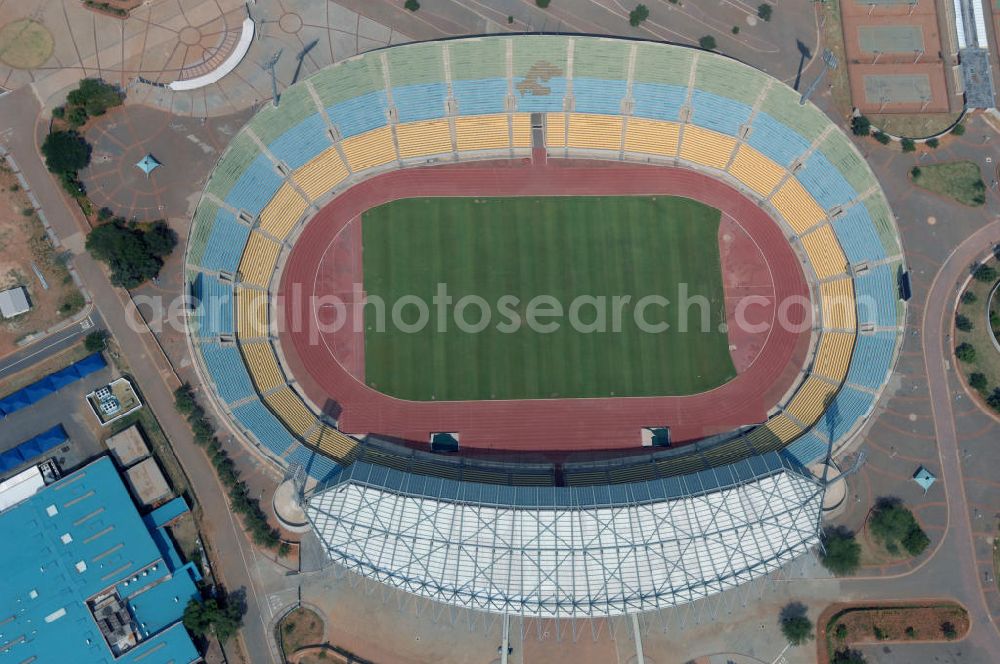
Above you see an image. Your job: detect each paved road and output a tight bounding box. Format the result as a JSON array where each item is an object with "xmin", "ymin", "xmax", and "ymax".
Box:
[
  {"xmin": 0, "ymin": 310, "xmax": 101, "ymax": 380},
  {"xmin": 0, "ymin": 87, "xmax": 272, "ymax": 663}
]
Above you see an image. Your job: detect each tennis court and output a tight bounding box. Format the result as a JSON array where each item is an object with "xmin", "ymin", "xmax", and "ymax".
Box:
[{"xmin": 858, "ymin": 25, "xmax": 925, "ymax": 54}]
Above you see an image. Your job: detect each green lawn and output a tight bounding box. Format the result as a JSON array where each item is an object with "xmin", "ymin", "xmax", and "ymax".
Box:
[
  {"xmin": 911, "ymin": 161, "xmax": 986, "ymax": 206},
  {"xmin": 362, "ymin": 196, "xmax": 735, "ymax": 400}
]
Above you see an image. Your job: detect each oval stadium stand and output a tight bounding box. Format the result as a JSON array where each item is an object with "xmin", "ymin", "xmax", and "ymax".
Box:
[{"xmin": 185, "ymin": 36, "xmax": 906, "ymax": 616}]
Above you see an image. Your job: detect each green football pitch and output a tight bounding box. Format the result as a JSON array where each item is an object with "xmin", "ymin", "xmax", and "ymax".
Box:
[{"xmin": 361, "ymin": 196, "xmax": 735, "ymax": 401}]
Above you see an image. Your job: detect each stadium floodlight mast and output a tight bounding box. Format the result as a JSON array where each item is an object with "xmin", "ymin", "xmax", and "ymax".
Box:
[
  {"xmin": 799, "ymin": 49, "xmax": 838, "ymax": 105},
  {"xmin": 264, "ymin": 49, "xmax": 283, "ymax": 107}
]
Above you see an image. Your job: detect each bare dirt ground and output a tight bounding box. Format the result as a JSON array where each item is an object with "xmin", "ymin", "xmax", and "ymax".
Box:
[{"xmin": 0, "ymin": 165, "xmax": 83, "ymax": 357}]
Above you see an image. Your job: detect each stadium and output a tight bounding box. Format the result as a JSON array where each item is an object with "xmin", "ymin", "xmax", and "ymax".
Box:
[{"xmin": 185, "ymin": 35, "xmax": 905, "ymax": 619}]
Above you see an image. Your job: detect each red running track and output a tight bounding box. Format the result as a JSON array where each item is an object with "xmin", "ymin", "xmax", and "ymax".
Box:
[{"xmin": 277, "ymin": 159, "xmax": 811, "ymax": 451}]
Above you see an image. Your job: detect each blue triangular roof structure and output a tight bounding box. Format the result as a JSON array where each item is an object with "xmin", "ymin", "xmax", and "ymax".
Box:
[
  {"xmin": 135, "ymin": 154, "xmax": 161, "ymax": 175},
  {"xmin": 913, "ymin": 466, "xmax": 936, "ymax": 492}
]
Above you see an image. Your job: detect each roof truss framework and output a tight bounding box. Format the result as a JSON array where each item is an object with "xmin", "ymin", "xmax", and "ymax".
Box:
[{"xmin": 305, "ymin": 466, "xmax": 823, "ymax": 618}]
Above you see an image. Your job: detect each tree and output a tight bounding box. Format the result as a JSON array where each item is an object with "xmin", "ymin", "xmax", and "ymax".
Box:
[
  {"xmin": 941, "ymin": 621, "xmax": 958, "ymax": 640},
  {"xmin": 84, "ymin": 330, "xmax": 108, "ymax": 352},
  {"xmin": 820, "ymin": 527, "xmax": 861, "ymax": 575},
  {"xmin": 873, "ymin": 131, "xmax": 891, "ymax": 145},
  {"xmin": 183, "ymin": 594, "xmax": 243, "ymax": 643},
  {"xmin": 404, "ymin": 0, "xmax": 419, "ymax": 10},
  {"xmin": 536, "ymin": 0, "xmax": 551, "ymax": 6},
  {"xmin": 901, "ymin": 137, "xmax": 916, "ymax": 153},
  {"xmin": 832, "ymin": 649, "xmax": 867, "ymax": 664},
  {"xmin": 969, "ymin": 372, "xmax": 988, "ymax": 392},
  {"xmin": 757, "ymin": 3, "xmax": 773, "ymax": 21},
  {"xmin": 629, "ymin": 4, "xmax": 649, "ymax": 27},
  {"xmin": 834, "ymin": 623, "xmax": 849, "ymax": 640},
  {"xmin": 988, "ymin": 388, "xmax": 1000, "ymax": 411},
  {"xmin": 779, "ymin": 603, "xmax": 813, "ymax": 645},
  {"xmin": 66, "ymin": 78, "xmax": 123, "ymax": 117},
  {"xmin": 955, "ymin": 313, "xmax": 973, "ymax": 332},
  {"xmin": 952, "ymin": 123, "xmax": 965, "ymax": 136},
  {"xmin": 699, "ymin": 35, "xmax": 717, "ymax": 50},
  {"xmin": 926, "ymin": 137, "xmax": 939, "ymax": 148},
  {"xmin": 41, "ymin": 130, "xmax": 91, "ymax": 176},
  {"xmin": 85, "ymin": 220, "xmax": 174, "ymax": 288},
  {"xmin": 955, "ymin": 342, "xmax": 976, "ymax": 363},
  {"xmin": 732, "ymin": 26, "xmax": 740, "ymax": 34},
  {"xmin": 851, "ymin": 115, "xmax": 871, "ymax": 136},
  {"xmin": 973, "ymin": 264, "xmax": 997, "ymax": 283},
  {"xmin": 174, "ymin": 383, "xmax": 198, "ymax": 415},
  {"xmin": 961, "ymin": 290, "xmax": 977, "ymax": 304},
  {"xmin": 869, "ymin": 498, "xmax": 930, "ymax": 557},
  {"xmin": 910, "ymin": 166, "xmax": 921, "ymax": 178}
]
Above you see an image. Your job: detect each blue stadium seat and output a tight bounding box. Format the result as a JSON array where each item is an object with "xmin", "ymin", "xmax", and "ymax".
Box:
[
  {"xmin": 514, "ymin": 76, "xmax": 567, "ymax": 112},
  {"xmin": 832, "ymin": 204, "xmax": 888, "ymax": 265},
  {"xmin": 393, "ymin": 82, "xmax": 449, "ymax": 123},
  {"xmin": 285, "ymin": 444, "xmax": 342, "ymax": 483},
  {"xmin": 846, "ymin": 332, "xmax": 897, "ymax": 390},
  {"xmin": 193, "ymin": 274, "xmax": 233, "ymax": 338},
  {"xmin": 200, "ymin": 210, "xmax": 250, "ymax": 274},
  {"xmin": 781, "ymin": 431, "xmax": 828, "ymax": 466},
  {"xmin": 267, "ymin": 114, "xmax": 331, "ymax": 170},
  {"xmin": 631, "ymin": 82, "xmax": 686, "ymax": 121},
  {"xmin": 201, "ymin": 344, "xmax": 255, "ymax": 404},
  {"xmin": 854, "ymin": 264, "xmax": 899, "ymax": 327},
  {"xmin": 820, "ymin": 386, "xmax": 875, "ymax": 441},
  {"xmin": 232, "ymin": 400, "xmax": 294, "ymax": 457},
  {"xmin": 573, "ymin": 78, "xmax": 627, "ymax": 115},
  {"xmin": 689, "ymin": 90, "xmax": 751, "ymax": 137},
  {"xmin": 224, "ymin": 154, "xmax": 284, "ymax": 216},
  {"xmin": 453, "ymin": 78, "xmax": 508, "ymax": 115},
  {"xmin": 796, "ymin": 152, "xmax": 857, "ymax": 209},
  {"xmin": 327, "ymin": 90, "xmax": 389, "ymax": 138},
  {"xmin": 747, "ymin": 112, "xmax": 810, "ymax": 166}
]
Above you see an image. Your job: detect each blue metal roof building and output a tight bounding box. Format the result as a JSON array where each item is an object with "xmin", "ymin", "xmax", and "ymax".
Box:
[{"xmin": 0, "ymin": 456, "xmax": 200, "ymax": 663}]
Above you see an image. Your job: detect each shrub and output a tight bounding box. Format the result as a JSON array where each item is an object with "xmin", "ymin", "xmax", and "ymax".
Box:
[
  {"xmin": 732, "ymin": 26, "xmax": 740, "ymax": 34},
  {"xmin": 757, "ymin": 3, "xmax": 772, "ymax": 21},
  {"xmin": 832, "ymin": 650, "xmax": 867, "ymax": 664},
  {"xmin": 851, "ymin": 115, "xmax": 871, "ymax": 136},
  {"xmin": 834, "ymin": 623, "xmax": 848, "ymax": 640},
  {"xmin": 901, "ymin": 138, "xmax": 916, "ymax": 152},
  {"xmin": 910, "ymin": 166, "xmax": 921, "ymax": 178},
  {"xmin": 955, "ymin": 342, "xmax": 976, "ymax": 363},
  {"xmin": 699, "ymin": 35, "xmax": 717, "ymax": 50},
  {"xmin": 873, "ymin": 625, "xmax": 888, "ymax": 640},
  {"xmin": 973, "ymin": 264, "xmax": 997, "ymax": 283},
  {"xmin": 59, "ymin": 291, "xmax": 85, "ymax": 315},
  {"xmin": 926, "ymin": 137, "xmax": 939, "ymax": 148},
  {"xmin": 404, "ymin": 0, "xmax": 419, "ymax": 10},
  {"xmin": 41, "ymin": 130, "xmax": 91, "ymax": 176},
  {"xmin": 988, "ymin": 388, "xmax": 1000, "ymax": 411},
  {"xmin": 952, "ymin": 123, "xmax": 965, "ymax": 136},
  {"xmin": 819, "ymin": 527, "xmax": 861, "ymax": 575},
  {"xmin": 84, "ymin": 330, "xmax": 108, "ymax": 352},
  {"xmin": 969, "ymin": 372, "xmax": 988, "ymax": 392},
  {"xmin": 955, "ymin": 313, "xmax": 973, "ymax": 331},
  {"xmin": 905, "ymin": 626, "xmax": 916, "ymax": 638},
  {"xmin": 873, "ymin": 131, "xmax": 891, "ymax": 145},
  {"xmin": 941, "ymin": 621, "xmax": 958, "ymax": 640},
  {"xmin": 629, "ymin": 4, "xmax": 650, "ymax": 27},
  {"xmin": 536, "ymin": 0, "xmax": 551, "ymax": 6},
  {"xmin": 961, "ymin": 290, "xmax": 977, "ymax": 304}
]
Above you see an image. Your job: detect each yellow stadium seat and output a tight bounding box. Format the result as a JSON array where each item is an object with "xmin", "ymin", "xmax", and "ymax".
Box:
[
  {"xmin": 728, "ymin": 145, "xmax": 784, "ymax": 197},
  {"xmin": 455, "ymin": 114, "xmax": 510, "ymax": 151},
  {"xmin": 624, "ymin": 118, "xmax": 680, "ymax": 157},
  {"xmin": 545, "ymin": 113, "xmax": 566, "ymax": 147},
  {"xmin": 512, "ymin": 113, "xmax": 532, "ymax": 148},
  {"xmin": 341, "ymin": 126, "xmax": 396, "ymax": 171},
  {"xmin": 679, "ymin": 125, "xmax": 736, "ymax": 170},
  {"xmin": 786, "ymin": 376, "xmax": 839, "ymax": 426},
  {"xmin": 240, "ymin": 341, "xmax": 285, "ymax": 392},
  {"xmin": 292, "ymin": 147, "xmax": 349, "ymax": 202},
  {"xmin": 235, "ymin": 288, "xmax": 268, "ymax": 339},
  {"xmin": 801, "ymin": 225, "xmax": 848, "ymax": 279},
  {"xmin": 264, "ymin": 387, "xmax": 317, "ymax": 437},
  {"xmin": 772, "ymin": 179, "xmax": 826, "ymax": 234},
  {"xmin": 820, "ymin": 278, "xmax": 857, "ymax": 330},
  {"xmin": 767, "ymin": 413, "xmax": 804, "ymax": 443},
  {"xmin": 566, "ymin": 113, "xmax": 622, "ymax": 151},
  {"xmin": 813, "ymin": 332, "xmax": 855, "ymax": 383},
  {"xmin": 238, "ymin": 232, "xmax": 281, "ymax": 288},
  {"xmin": 307, "ymin": 424, "xmax": 358, "ymax": 461},
  {"xmin": 396, "ymin": 119, "xmax": 453, "ymax": 159},
  {"xmin": 258, "ymin": 183, "xmax": 309, "ymax": 240}
]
